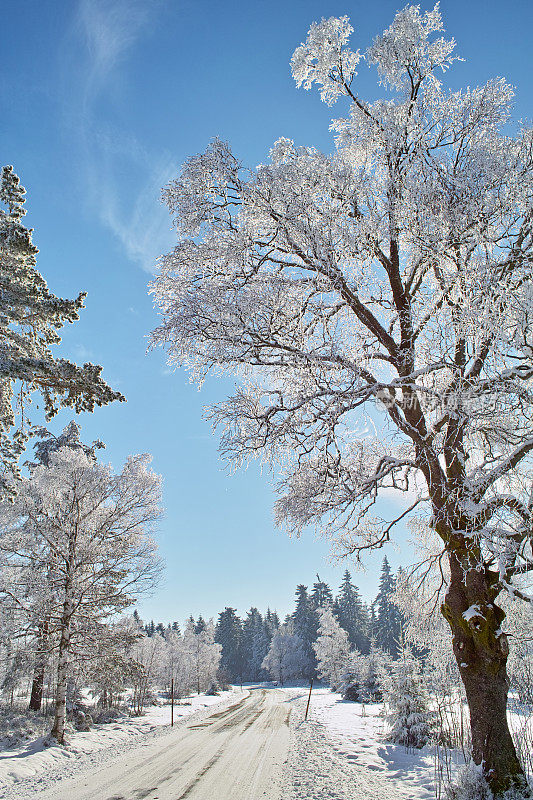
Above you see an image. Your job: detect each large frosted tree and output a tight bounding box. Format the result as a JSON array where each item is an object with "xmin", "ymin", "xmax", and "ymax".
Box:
[
  {"xmin": 0, "ymin": 166, "xmax": 123, "ymax": 496},
  {"xmin": 150, "ymin": 6, "xmax": 533, "ymax": 795}
]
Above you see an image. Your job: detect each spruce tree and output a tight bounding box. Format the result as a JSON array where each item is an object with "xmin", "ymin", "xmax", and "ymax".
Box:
[
  {"xmin": 385, "ymin": 642, "xmax": 433, "ymax": 749},
  {"xmin": 311, "ymin": 575, "xmax": 333, "ymax": 609},
  {"xmin": 374, "ymin": 557, "xmax": 402, "ymax": 657},
  {"xmin": 292, "ymin": 584, "xmax": 318, "ymax": 674},
  {"xmin": 0, "ymin": 166, "xmax": 123, "ymax": 496},
  {"xmin": 334, "ymin": 570, "xmax": 370, "ymax": 654},
  {"xmin": 242, "ymin": 608, "xmax": 269, "ymax": 681},
  {"xmin": 215, "ymin": 608, "xmax": 243, "ymax": 683},
  {"xmin": 195, "ymin": 616, "xmax": 206, "ymax": 633},
  {"xmin": 264, "ymin": 608, "xmax": 280, "ymax": 641}
]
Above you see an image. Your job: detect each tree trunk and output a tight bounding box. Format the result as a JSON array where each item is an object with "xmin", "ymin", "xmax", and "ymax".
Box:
[
  {"xmin": 29, "ymin": 666, "xmax": 45, "ymax": 712},
  {"xmin": 442, "ymin": 553, "xmax": 530, "ymax": 797},
  {"xmin": 51, "ymin": 609, "xmax": 71, "ymax": 744},
  {"xmin": 29, "ymin": 619, "xmax": 49, "ymax": 712}
]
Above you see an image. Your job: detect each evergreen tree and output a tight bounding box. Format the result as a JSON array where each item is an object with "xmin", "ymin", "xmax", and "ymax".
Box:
[
  {"xmin": 263, "ymin": 608, "xmax": 280, "ymax": 641},
  {"xmin": 195, "ymin": 616, "xmax": 206, "ymax": 633},
  {"xmin": 0, "ymin": 165, "xmax": 123, "ymax": 497},
  {"xmin": 242, "ymin": 608, "xmax": 269, "ymax": 681},
  {"xmin": 334, "ymin": 570, "xmax": 370, "ymax": 654},
  {"xmin": 385, "ymin": 642, "xmax": 433, "ymax": 749},
  {"xmin": 171, "ymin": 621, "xmax": 180, "ymax": 633},
  {"xmin": 374, "ymin": 558, "xmax": 402, "ymax": 657},
  {"xmin": 311, "ymin": 575, "xmax": 333, "ymax": 609},
  {"xmin": 215, "ymin": 608, "xmax": 243, "ymax": 683},
  {"xmin": 292, "ymin": 584, "xmax": 318, "ymax": 675}
]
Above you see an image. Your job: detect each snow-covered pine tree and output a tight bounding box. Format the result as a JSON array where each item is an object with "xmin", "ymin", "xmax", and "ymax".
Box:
[
  {"xmin": 385, "ymin": 642, "xmax": 433, "ymax": 750},
  {"xmin": 375, "ymin": 558, "xmax": 402, "ymax": 657},
  {"xmin": 334, "ymin": 570, "xmax": 370, "ymax": 653},
  {"xmin": 313, "ymin": 606, "xmax": 351, "ymax": 690},
  {"xmin": 0, "ymin": 166, "xmax": 123, "ymax": 497}
]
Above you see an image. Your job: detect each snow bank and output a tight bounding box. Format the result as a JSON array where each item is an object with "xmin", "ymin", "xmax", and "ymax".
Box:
[{"xmin": 282, "ymin": 687, "xmax": 435, "ymax": 799}]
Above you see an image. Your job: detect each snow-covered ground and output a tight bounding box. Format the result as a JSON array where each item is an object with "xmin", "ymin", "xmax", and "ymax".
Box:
[
  {"xmin": 0, "ymin": 689, "xmax": 240, "ymax": 796},
  {"xmin": 282, "ymin": 687, "xmax": 435, "ymax": 799}
]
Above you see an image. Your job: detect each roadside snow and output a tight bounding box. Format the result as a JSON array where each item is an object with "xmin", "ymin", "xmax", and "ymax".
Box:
[
  {"xmin": 282, "ymin": 687, "xmax": 435, "ymax": 799},
  {"xmin": 0, "ymin": 689, "xmax": 241, "ymax": 797}
]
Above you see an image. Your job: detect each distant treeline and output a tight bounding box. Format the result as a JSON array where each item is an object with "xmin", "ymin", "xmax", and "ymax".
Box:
[{"xmin": 138, "ymin": 557, "xmax": 402, "ymax": 683}]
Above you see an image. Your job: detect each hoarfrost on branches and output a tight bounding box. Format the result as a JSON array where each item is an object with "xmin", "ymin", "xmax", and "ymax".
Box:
[{"xmin": 150, "ymin": 4, "xmax": 533, "ymax": 793}]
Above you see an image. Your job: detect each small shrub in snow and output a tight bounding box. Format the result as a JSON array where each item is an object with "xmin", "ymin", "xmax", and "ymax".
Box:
[
  {"xmin": 0, "ymin": 708, "xmax": 48, "ymax": 748},
  {"xmin": 339, "ymin": 661, "xmax": 361, "ymax": 701},
  {"xmin": 339, "ymin": 648, "xmax": 386, "ymax": 703},
  {"xmin": 446, "ymin": 762, "xmax": 493, "ymax": 800},
  {"xmin": 69, "ymin": 710, "xmax": 93, "ymax": 732},
  {"xmin": 206, "ymin": 683, "xmax": 220, "ymax": 696},
  {"xmin": 92, "ymin": 708, "xmax": 127, "ymax": 725}
]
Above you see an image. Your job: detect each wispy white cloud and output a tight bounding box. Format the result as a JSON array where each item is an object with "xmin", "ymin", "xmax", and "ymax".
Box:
[
  {"xmin": 77, "ymin": 0, "xmax": 151, "ymax": 101},
  {"xmin": 63, "ymin": 0, "xmax": 175, "ymax": 272}
]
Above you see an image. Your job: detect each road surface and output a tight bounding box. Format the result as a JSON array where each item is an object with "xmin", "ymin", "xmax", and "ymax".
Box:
[{"xmin": 37, "ymin": 688, "xmax": 292, "ymax": 800}]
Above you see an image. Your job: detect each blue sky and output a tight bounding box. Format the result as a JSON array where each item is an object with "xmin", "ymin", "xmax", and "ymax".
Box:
[{"xmin": 2, "ymin": 0, "xmax": 532, "ymax": 624}]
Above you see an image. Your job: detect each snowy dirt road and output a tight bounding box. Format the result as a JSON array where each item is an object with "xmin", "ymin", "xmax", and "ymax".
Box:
[{"xmin": 33, "ymin": 688, "xmax": 291, "ymax": 800}]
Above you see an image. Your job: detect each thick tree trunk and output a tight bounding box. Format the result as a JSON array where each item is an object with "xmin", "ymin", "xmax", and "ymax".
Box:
[
  {"xmin": 29, "ymin": 666, "xmax": 45, "ymax": 712},
  {"xmin": 442, "ymin": 553, "xmax": 530, "ymax": 797},
  {"xmin": 29, "ymin": 619, "xmax": 49, "ymax": 712}
]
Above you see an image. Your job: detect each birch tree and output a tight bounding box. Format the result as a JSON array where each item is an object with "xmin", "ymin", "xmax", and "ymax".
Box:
[
  {"xmin": 150, "ymin": 5, "xmax": 533, "ymax": 794},
  {"xmin": 183, "ymin": 618, "xmax": 221, "ymax": 694},
  {"xmin": 0, "ymin": 444, "xmax": 162, "ymax": 743}
]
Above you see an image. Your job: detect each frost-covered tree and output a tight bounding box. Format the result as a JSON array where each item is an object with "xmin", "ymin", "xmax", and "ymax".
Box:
[
  {"xmin": 262, "ymin": 625, "xmax": 310, "ymax": 685},
  {"xmin": 183, "ymin": 618, "xmax": 221, "ymax": 694},
  {"xmin": 150, "ymin": 5, "xmax": 533, "ymax": 793},
  {"xmin": 0, "ymin": 166, "xmax": 123, "ymax": 497},
  {"xmin": 0, "ymin": 444, "xmax": 162, "ymax": 743},
  {"xmin": 384, "ymin": 642, "xmax": 433, "ymax": 750},
  {"xmin": 313, "ymin": 606, "xmax": 351, "ymax": 690},
  {"xmin": 130, "ymin": 631, "xmax": 167, "ymax": 715},
  {"xmin": 340, "ymin": 642, "xmax": 387, "ymax": 704}
]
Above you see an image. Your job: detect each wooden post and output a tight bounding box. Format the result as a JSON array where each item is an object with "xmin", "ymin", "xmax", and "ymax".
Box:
[
  {"xmin": 304, "ymin": 679, "xmax": 313, "ymax": 721},
  {"xmin": 171, "ymin": 677, "xmax": 174, "ymax": 727}
]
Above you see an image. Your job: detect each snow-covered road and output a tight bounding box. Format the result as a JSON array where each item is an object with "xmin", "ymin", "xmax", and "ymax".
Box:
[{"xmin": 30, "ymin": 688, "xmax": 291, "ymax": 800}]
